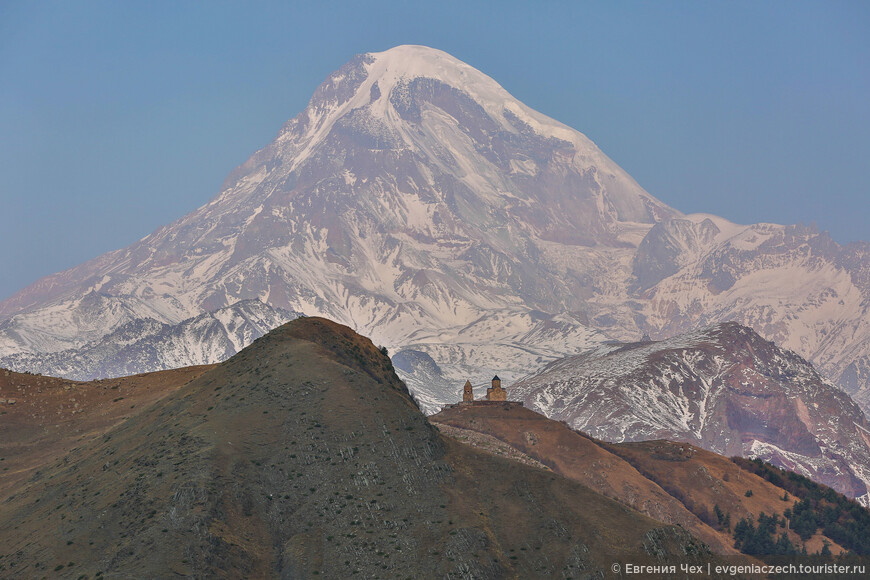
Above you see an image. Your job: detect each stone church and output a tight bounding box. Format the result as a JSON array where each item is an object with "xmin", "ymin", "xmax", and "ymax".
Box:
[
  {"xmin": 460, "ymin": 375, "xmax": 507, "ymax": 403},
  {"xmin": 486, "ymin": 375, "xmax": 507, "ymax": 401}
]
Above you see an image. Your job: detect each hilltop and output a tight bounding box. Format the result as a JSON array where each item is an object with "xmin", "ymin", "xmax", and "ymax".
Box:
[{"xmin": 0, "ymin": 317, "xmax": 709, "ymax": 578}]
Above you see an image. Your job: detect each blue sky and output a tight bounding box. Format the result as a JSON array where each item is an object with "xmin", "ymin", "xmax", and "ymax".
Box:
[{"xmin": 1, "ymin": 0, "xmax": 868, "ymax": 300}]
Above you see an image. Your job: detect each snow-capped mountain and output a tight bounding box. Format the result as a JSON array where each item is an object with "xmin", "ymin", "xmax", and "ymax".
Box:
[
  {"xmin": 1, "ymin": 45, "xmax": 868, "ymax": 417},
  {"xmin": 0, "ymin": 299, "xmax": 299, "ymax": 380},
  {"xmin": 511, "ymin": 322, "xmax": 870, "ymax": 501},
  {"xmin": 0, "ymin": 45, "xmax": 669, "ymax": 388}
]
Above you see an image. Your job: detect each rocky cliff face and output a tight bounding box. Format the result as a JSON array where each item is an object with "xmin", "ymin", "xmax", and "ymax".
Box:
[{"xmin": 511, "ymin": 322, "xmax": 870, "ymax": 503}]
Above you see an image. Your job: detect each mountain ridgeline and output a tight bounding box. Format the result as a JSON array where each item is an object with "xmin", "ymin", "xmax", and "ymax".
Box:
[
  {"xmin": 512, "ymin": 322, "xmax": 870, "ymax": 504},
  {"xmin": 0, "ymin": 46, "xmax": 868, "ymax": 419},
  {"xmin": 0, "ymin": 299, "xmax": 299, "ymax": 381},
  {"xmin": 0, "ymin": 318, "xmax": 710, "ymax": 578}
]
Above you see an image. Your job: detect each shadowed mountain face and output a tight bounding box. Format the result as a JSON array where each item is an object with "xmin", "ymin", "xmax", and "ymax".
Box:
[
  {"xmin": 0, "ymin": 317, "xmax": 706, "ymax": 578},
  {"xmin": 511, "ymin": 322, "xmax": 870, "ymax": 503},
  {"xmin": 1, "ymin": 45, "xmax": 869, "ymax": 415}
]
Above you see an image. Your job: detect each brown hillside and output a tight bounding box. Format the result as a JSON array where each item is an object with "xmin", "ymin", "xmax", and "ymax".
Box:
[
  {"xmin": 0, "ymin": 365, "xmax": 213, "ymax": 497},
  {"xmin": 431, "ymin": 403, "xmax": 849, "ymax": 556},
  {"xmin": 0, "ymin": 317, "xmax": 712, "ymax": 579},
  {"xmin": 431, "ymin": 403, "xmax": 736, "ymax": 554},
  {"xmin": 605, "ymin": 440, "xmax": 846, "ymax": 556}
]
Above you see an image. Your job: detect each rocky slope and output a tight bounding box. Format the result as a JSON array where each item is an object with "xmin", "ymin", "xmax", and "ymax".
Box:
[
  {"xmin": 0, "ymin": 318, "xmax": 710, "ymax": 578},
  {"xmin": 432, "ymin": 403, "xmax": 737, "ymax": 554},
  {"xmin": 1, "ymin": 46, "xmax": 868, "ymax": 415},
  {"xmin": 511, "ymin": 322, "xmax": 870, "ymax": 503}
]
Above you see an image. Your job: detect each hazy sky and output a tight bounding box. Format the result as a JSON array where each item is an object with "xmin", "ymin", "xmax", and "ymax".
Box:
[{"xmin": 1, "ymin": 1, "xmax": 868, "ymax": 300}]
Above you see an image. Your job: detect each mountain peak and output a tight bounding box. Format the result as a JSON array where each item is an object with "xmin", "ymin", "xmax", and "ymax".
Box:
[
  {"xmin": 0, "ymin": 45, "xmax": 679, "ymax": 396},
  {"xmin": 284, "ymin": 44, "xmax": 578, "ymax": 159},
  {"xmin": 364, "ymin": 44, "xmax": 508, "ymax": 100},
  {"xmin": 370, "ymin": 44, "xmax": 476, "ymax": 75}
]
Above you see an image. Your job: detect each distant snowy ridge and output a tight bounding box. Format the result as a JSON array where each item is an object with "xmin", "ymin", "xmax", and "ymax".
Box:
[
  {"xmin": 0, "ymin": 300, "xmax": 299, "ymax": 381},
  {"xmin": 633, "ymin": 215, "xmax": 870, "ymax": 417},
  {"xmin": 512, "ymin": 322, "xmax": 870, "ymax": 499}
]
